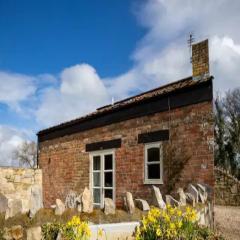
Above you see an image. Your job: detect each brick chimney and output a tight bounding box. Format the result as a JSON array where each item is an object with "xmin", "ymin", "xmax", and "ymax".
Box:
[{"xmin": 192, "ymin": 39, "xmax": 209, "ymax": 80}]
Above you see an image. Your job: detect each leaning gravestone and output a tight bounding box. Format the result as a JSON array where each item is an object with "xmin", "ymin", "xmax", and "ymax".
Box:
[
  {"xmin": 104, "ymin": 198, "xmax": 115, "ymax": 215},
  {"xmin": 165, "ymin": 195, "xmax": 180, "ymax": 207},
  {"xmin": 82, "ymin": 187, "xmax": 93, "ymax": 213},
  {"xmin": 55, "ymin": 199, "xmax": 65, "ymax": 216},
  {"xmin": 185, "ymin": 192, "xmax": 196, "ymax": 207},
  {"xmin": 196, "ymin": 184, "xmax": 208, "ymax": 203},
  {"xmin": 135, "ymin": 199, "xmax": 150, "ymax": 211},
  {"xmin": 177, "ymin": 188, "xmax": 187, "ymax": 206},
  {"xmin": 152, "ymin": 186, "xmax": 166, "ymax": 209},
  {"xmin": 125, "ymin": 192, "xmax": 135, "ymax": 214},
  {"xmin": 187, "ymin": 184, "xmax": 199, "ymax": 203}
]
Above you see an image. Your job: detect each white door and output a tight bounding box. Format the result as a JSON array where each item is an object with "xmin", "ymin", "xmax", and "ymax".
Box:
[{"xmin": 90, "ymin": 150, "xmax": 115, "ymax": 208}]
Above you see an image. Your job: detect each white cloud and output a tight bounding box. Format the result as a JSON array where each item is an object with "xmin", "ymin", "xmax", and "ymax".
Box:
[
  {"xmin": 0, "ymin": 71, "xmax": 36, "ymax": 105},
  {"xmin": 36, "ymin": 64, "xmax": 109, "ymax": 127},
  {"xmin": 0, "ymin": 125, "xmax": 26, "ymax": 166},
  {"xmin": 131, "ymin": 0, "xmax": 240, "ymax": 94},
  {"xmin": 104, "ymin": 0, "xmax": 240, "ymax": 101}
]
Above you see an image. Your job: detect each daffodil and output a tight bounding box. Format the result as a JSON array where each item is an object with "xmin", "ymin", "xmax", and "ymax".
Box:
[{"xmin": 156, "ymin": 228, "xmax": 162, "ymax": 237}]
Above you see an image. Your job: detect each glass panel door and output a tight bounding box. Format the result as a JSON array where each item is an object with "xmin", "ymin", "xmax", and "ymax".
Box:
[
  {"xmin": 91, "ymin": 151, "xmax": 114, "ymax": 208},
  {"xmin": 92, "ymin": 155, "xmax": 101, "ymax": 207},
  {"xmin": 103, "ymin": 154, "xmax": 114, "ymax": 201}
]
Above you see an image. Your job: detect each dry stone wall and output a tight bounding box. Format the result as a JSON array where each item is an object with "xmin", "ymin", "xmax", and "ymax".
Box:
[
  {"xmin": 215, "ymin": 167, "xmax": 240, "ymax": 206},
  {"xmin": 0, "ymin": 167, "xmax": 42, "ymax": 218}
]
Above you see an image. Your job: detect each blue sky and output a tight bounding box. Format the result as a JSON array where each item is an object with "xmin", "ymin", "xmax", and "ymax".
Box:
[
  {"xmin": 0, "ymin": 0, "xmax": 240, "ymax": 166},
  {"xmin": 0, "ymin": 0, "xmax": 144, "ymax": 76}
]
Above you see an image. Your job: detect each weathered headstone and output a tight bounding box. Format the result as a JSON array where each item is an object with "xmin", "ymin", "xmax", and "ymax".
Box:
[
  {"xmin": 125, "ymin": 192, "xmax": 135, "ymax": 214},
  {"xmin": 65, "ymin": 190, "xmax": 78, "ymax": 209},
  {"xmin": 177, "ymin": 188, "xmax": 187, "ymax": 206},
  {"xmin": 26, "ymin": 227, "xmax": 42, "ymax": 240},
  {"xmin": 29, "ymin": 184, "xmax": 43, "ymax": 218},
  {"xmin": 152, "ymin": 186, "xmax": 166, "ymax": 209},
  {"xmin": 186, "ymin": 192, "xmax": 196, "ymax": 207},
  {"xmin": 82, "ymin": 187, "xmax": 93, "ymax": 213},
  {"xmin": 187, "ymin": 184, "xmax": 199, "ymax": 203},
  {"xmin": 55, "ymin": 199, "xmax": 65, "ymax": 215},
  {"xmin": 165, "ymin": 195, "xmax": 180, "ymax": 207},
  {"xmin": 104, "ymin": 198, "xmax": 115, "ymax": 215},
  {"xmin": 196, "ymin": 184, "xmax": 208, "ymax": 203},
  {"xmin": 135, "ymin": 199, "xmax": 150, "ymax": 211}
]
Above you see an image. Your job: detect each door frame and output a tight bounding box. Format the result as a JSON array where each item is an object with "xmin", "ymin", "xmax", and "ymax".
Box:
[{"xmin": 89, "ymin": 149, "xmax": 116, "ymax": 208}]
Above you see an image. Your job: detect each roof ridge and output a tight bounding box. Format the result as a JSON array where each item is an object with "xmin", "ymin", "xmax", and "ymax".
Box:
[{"xmin": 38, "ymin": 75, "xmax": 213, "ymax": 135}]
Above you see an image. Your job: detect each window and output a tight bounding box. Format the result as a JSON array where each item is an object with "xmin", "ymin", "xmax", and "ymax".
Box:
[{"xmin": 144, "ymin": 142, "xmax": 163, "ymax": 184}]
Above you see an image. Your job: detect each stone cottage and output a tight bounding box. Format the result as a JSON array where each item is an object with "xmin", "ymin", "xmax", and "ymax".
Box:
[{"xmin": 38, "ymin": 39, "xmax": 214, "ymax": 208}]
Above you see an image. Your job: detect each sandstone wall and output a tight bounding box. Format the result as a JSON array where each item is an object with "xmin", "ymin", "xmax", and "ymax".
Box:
[
  {"xmin": 0, "ymin": 167, "xmax": 42, "ymax": 217},
  {"xmin": 215, "ymin": 167, "xmax": 240, "ymax": 206}
]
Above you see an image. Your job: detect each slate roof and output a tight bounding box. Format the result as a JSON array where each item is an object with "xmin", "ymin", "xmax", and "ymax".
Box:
[{"xmin": 38, "ymin": 75, "xmax": 212, "ymax": 135}]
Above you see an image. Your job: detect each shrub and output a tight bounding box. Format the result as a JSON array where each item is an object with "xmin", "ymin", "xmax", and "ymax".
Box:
[
  {"xmin": 42, "ymin": 222, "xmax": 63, "ymax": 240},
  {"xmin": 42, "ymin": 216, "xmax": 91, "ymax": 240},
  {"xmin": 134, "ymin": 205, "xmax": 223, "ymax": 240}
]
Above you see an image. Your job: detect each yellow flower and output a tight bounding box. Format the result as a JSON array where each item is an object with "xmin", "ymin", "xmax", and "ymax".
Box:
[
  {"xmin": 169, "ymin": 206, "xmax": 176, "ymax": 215},
  {"xmin": 156, "ymin": 228, "xmax": 162, "ymax": 237},
  {"xmin": 169, "ymin": 222, "xmax": 175, "ymax": 230},
  {"xmin": 186, "ymin": 206, "xmax": 191, "ymax": 214},
  {"xmin": 177, "ymin": 209, "xmax": 182, "ymax": 217},
  {"xmin": 164, "ymin": 214, "xmax": 170, "ymax": 222},
  {"xmin": 176, "ymin": 220, "xmax": 183, "ymax": 228}
]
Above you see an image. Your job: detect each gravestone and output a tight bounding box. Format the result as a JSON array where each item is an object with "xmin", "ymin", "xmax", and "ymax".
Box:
[
  {"xmin": 152, "ymin": 186, "xmax": 166, "ymax": 209},
  {"xmin": 165, "ymin": 195, "xmax": 180, "ymax": 207},
  {"xmin": 187, "ymin": 184, "xmax": 199, "ymax": 203},
  {"xmin": 125, "ymin": 192, "xmax": 135, "ymax": 214},
  {"xmin": 135, "ymin": 199, "xmax": 150, "ymax": 211},
  {"xmin": 55, "ymin": 199, "xmax": 65, "ymax": 215},
  {"xmin": 82, "ymin": 187, "xmax": 93, "ymax": 213},
  {"xmin": 177, "ymin": 188, "xmax": 187, "ymax": 206},
  {"xmin": 104, "ymin": 198, "xmax": 115, "ymax": 215}
]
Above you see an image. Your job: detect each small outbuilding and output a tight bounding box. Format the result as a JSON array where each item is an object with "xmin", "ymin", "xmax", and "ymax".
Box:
[{"xmin": 38, "ymin": 40, "xmax": 214, "ymax": 208}]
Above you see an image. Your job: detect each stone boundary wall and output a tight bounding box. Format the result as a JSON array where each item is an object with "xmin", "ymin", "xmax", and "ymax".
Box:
[
  {"xmin": 0, "ymin": 167, "xmax": 42, "ymax": 218},
  {"xmin": 215, "ymin": 167, "xmax": 240, "ymax": 206}
]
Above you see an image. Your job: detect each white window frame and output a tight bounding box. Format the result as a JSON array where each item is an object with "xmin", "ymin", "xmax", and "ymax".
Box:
[
  {"xmin": 89, "ymin": 149, "xmax": 116, "ymax": 209},
  {"xmin": 144, "ymin": 142, "xmax": 163, "ymax": 184}
]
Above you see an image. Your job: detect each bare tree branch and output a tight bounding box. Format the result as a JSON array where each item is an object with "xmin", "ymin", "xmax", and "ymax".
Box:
[{"xmin": 14, "ymin": 141, "xmax": 37, "ymax": 169}]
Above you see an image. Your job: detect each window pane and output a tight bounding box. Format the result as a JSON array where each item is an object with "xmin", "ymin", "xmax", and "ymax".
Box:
[
  {"xmin": 104, "ymin": 172, "xmax": 113, "ymax": 187},
  {"xmin": 104, "ymin": 154, "xmax": 113, "ymax": 170},
  {"xmin": 147, "ymin": 147, "xmax": 160, "ymax": 162},
  {"xmin": 93, "ymin": 156, "xmax": 101, "ymax": 170},
  {"xmin": 93, "ymin": 188, "xmax": 101, "ymax": 203},
  {"xmin": 93, "ymin": 172, "xmax": 100, "ymax": 187},
  {"xmin": 104, "ymin": 189, "xmax": 113, "ymax": 199},
  {"xmin": 148, "ymin": 164, "xmax": 160, "ymax": 179}
]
